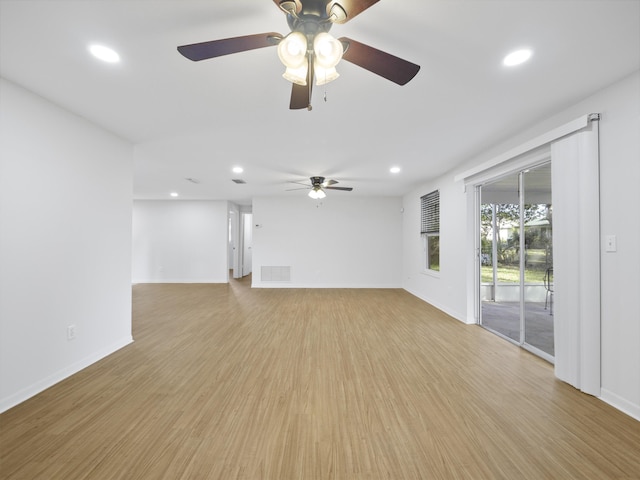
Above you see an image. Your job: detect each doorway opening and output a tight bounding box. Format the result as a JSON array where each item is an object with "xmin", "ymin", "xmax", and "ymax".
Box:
[
  {"xmin": 228, "ymin": 207, "xmax": 253, "ymax": 280},
  {"xmin": 479, "ymin": 162, "xmax": 554, "ymax": 362}
]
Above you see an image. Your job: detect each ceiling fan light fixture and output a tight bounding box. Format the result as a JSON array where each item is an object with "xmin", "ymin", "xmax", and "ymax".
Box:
[
  {"xmin": 315, "ymin": 66, "xmax": 339, "ymax": 85},
  {"xmin": 313, "ymin": 32, "xmax": 343, "ymax": 69},
  {"xmin": 283, "ymin": 65, "xmax": 308, "ymax": 85},
  {"xmin": 308, "ymin": 188, "xmax": 326, "ymax": 199},
  {"xmin": 278, "ymin": 31, "xmax": 308, "ymax": 68}
]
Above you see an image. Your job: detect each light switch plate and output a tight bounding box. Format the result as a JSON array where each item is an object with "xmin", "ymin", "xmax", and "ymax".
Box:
[{"xmin": 605, "ymin": 235, "xmax": 617, "ymax": 252}]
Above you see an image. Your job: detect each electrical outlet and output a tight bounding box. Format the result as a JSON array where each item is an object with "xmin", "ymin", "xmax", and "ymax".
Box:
[{"xmin": 67, "ymin": 324, "xmax": 76, "ymax": 340}]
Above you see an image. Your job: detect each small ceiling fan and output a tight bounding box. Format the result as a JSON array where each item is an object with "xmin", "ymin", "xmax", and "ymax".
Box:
[
  {"xmin": 177, "ymin": 0, "xmax": 420, "ymax": 110},
  {"xmin": 287, "ymin": 176, "xmax": 353, "ymax": 198}
]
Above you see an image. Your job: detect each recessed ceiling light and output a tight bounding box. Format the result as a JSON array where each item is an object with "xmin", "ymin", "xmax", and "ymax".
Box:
[
  {"xmin": 89, "ymin": 44, "xmax": 120, "ymax": 63},
  {"xmin": 232, "ymin": 166, "xmax": 244, "ymax": 174},
  {"xmin": 390, "ymin": 166, "xmax": 401, "ymax": 174},
  {"xmin": 503, "ymin": 49, "xmax": 532, "ymax": 67},
  {"xmin": 170, "ymin": 192, "xmax": 179, "ymax": 197}
]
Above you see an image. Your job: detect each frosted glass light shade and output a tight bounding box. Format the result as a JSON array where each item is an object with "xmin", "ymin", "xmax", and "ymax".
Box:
[
  {"xmin": 278, "ymin": 32, "xmax": 308, "ymax": 69},
  {"xmin": 315, "ymin": 66, "xmax": 339, "ymax": 85},
  {"xmin": 308, "ymin": 188, "xmax": 326, "ymax": 199},
  {"xmin": 283, "ymin": 65, "xmax": 308, "ymax": 85},
  {"xmin": 313, "ymin": 32, "xmax": 343, "ymax": 69}
]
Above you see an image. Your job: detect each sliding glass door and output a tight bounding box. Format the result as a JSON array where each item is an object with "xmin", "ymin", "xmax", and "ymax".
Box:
[
  {"xmin": 479, "ymin": 172, "xmax": 521, "ymax": 343},
  {"xmin": 522, "ymin": 166, "xmax": 554, "ymax": 356},
  {"xmin": 479, "ymin": 163, "xmax": 554, "ymax": 361}
]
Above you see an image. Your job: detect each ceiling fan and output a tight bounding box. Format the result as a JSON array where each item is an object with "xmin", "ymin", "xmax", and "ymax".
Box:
[
  {"xmin": 288, "ymin": 176, "xmax": 353, "ymax": 198},
  {"xmin": 177, "ymin": 0, "xmax": 420, "ymax": 110}
]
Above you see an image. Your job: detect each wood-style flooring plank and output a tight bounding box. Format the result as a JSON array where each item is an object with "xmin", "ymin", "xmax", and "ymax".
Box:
[{"xmin": 1, "ymin": 279, "xmax": 640, "ymax": 479}]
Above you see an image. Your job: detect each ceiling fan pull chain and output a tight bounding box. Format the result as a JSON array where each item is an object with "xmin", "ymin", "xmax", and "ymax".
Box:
[{"xmin": 323, "ymin": 69, "xmax": 328, "ymax": 102}]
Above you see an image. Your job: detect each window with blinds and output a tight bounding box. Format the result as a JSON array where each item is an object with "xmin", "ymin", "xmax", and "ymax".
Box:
[
  {"xmin": 421, "ymin": 190, "xmax": 440, "ymax": 271},
  {"xmin": 420, "ymin": 191, "xmax": 440, "ymax": 234}
]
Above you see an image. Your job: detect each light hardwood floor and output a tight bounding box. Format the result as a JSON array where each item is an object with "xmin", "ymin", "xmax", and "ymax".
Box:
[{"xmin": 2, "ymin": 278, "xmax": 640, "ymax": 479}]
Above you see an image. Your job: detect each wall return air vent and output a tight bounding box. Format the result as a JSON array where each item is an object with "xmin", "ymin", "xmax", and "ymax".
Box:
[{"xmin": 261, "ymin": 266, "xmax": 291, "ymax": 282}]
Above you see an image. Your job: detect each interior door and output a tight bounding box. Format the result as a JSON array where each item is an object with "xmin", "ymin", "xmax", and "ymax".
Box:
[
  {"xmin": 242, "ymin": 213, "xmax": 253, "ymax": 277},
  {"xmin": 229, "ymin": 207, "xmax": 241, "ymax": 279}
]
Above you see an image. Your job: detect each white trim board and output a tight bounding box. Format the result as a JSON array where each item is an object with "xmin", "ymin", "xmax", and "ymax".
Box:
[
  {"xmin": 252, "ymin": 283, "xmax": 403, "ymax": 289},
  {"xmin": 404, "ymin": 287, "xmax": 468, "ymax": 325},
  {"xmin": 600, "ymin": 389, "xmax": 640, "ymax": 422}
]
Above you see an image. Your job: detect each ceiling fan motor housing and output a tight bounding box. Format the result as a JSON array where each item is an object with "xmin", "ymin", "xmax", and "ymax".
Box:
[
  {"xmin": 310, "ymin": 176, "xmax": 326, "ymax": 187},
  {"xmin": 287, "ymin": 13, "xmax": 333, "ymax": 41}
]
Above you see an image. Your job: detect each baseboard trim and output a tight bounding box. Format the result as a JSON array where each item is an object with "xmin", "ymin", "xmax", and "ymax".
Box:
[
  {"xmin": 403, "ymin": 287, "xmax": 468, "ymax": 324},
  {"xmin": 600, "ymin": 388, "xmax": 640, "ymax": 422},
  {"xmin": 132, "ymin": 279, "xmax": 228, "ymax": 284},
  {"xmin": 0, "ymin": 336, "xmax": 133, "ymax": 414},
  {"xmin": 251, "ymin": 283, "xmax": 403, "ymax": 289}
]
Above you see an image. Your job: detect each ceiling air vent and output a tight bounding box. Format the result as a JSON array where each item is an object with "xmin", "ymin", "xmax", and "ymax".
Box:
[{"xmin": 232, "ymin": 179, "xmax": 246, "ymax": 184}]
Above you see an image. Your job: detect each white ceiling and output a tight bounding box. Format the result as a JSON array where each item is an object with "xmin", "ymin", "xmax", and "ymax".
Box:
[{"xmin": 1, "ymin": 0, "xmax": 638, "ymax": 205}]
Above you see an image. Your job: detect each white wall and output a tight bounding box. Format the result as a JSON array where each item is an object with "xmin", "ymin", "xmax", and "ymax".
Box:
[
  {"xmin": 0, "ymin": 78, "xmax": 133, "ymax": 412},
  {"xmin": 402, "ymin": 71, "xmax": 640, "ymax": 419},
  {"xmin": 594, "ymin": 73, "xmax": 640, "ymax": 418},
  {"xmin": 132, "ymin": 200, "xmax": 229, "ymax": 283},
  {"xmin": 253, "ymin": 196, "xmax": 403, "ymax": 288},
  {"xmin": 402, "ymin": 180, "xmax": 468, "ymax": 321}
]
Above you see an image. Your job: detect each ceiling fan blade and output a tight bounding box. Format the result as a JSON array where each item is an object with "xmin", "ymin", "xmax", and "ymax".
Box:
[
  {"xmin": 327, "ymin": 0, "xmax": 380, "ymax": 24},
  {"xmin": 290, "ymin": 83, "xmax": 310, "ymax": 110},
  {"xmin": 289, "ymin": 59, "xmax": 314, "ymax": 110},
  {"xmin": 324, "ymin": 179, "xmax": 339, "ymax": 186},
  {"xmin": 285, "ymin": 187, "xmax": 311, "ymax": 191},
  {"xmin": 178, "ymin": 32, "xmax": 282, "ymax": 61},
  {"xmin": 339, "ymin": 37, "xmax": 420, "ymax": 85},
  {"xmin": 325, "ymin": 186, "xmax": 353, "ymax": 191}
]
